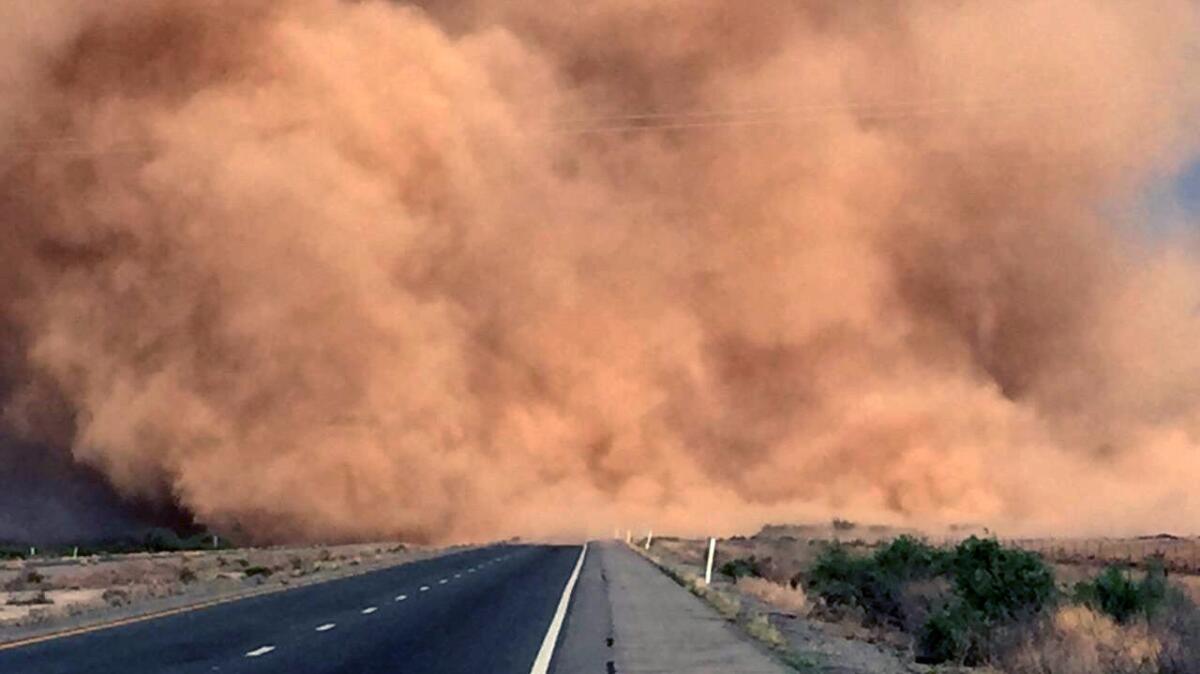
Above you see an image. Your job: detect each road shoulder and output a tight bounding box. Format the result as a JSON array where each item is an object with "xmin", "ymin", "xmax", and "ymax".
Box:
[
  {"xmin": 599, "ymin": 542, "xmax": 789, "ymax": 674},
  {"xmin": 552, "ymin": 543, "xmax": 614, "ymax": 674}
]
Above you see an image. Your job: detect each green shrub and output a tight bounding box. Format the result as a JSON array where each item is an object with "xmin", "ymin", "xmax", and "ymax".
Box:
[
  {"xmin": 719, "ymin": 556, "xmax": 764, "ymax": 580},
  {"xmin": 949, "ymin": 536, "xmax": 1055, "ymax": 622},
  {"xmin": 914, "ymin": 537, "xmax": 1056, "ymax": 665},
  {"xmin": 808, "ymin": 537, "xmax": 949, "ymax": 627},
  {"xmin": 808, "ymin": 544, "xmax": 903, "ymax": 625},
  {"xmin": 807, "ymin": 536, "xmax": 1058, "ymax": 665},
  {"xmin": 0, "ymin": 546, "xmax": 26, "ymax": 560},
  {"xmin": 917, "ymin": 601, "xmax": 983, "ymax": 665},
  {"xmin": 874, "ymin": 536, "xmax": 950, "ymax": 580},
  {"xmin": 1074, "ymin": 561, "xmax": 1168, "ymax": 623}
]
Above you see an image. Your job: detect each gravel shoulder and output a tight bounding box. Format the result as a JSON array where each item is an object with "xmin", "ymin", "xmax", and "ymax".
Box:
[{"xmin": 602, "ymin": 542, "xmax": 789, "ymax": 673}]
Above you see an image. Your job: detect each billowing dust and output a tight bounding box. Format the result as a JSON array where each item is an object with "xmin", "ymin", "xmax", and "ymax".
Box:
[{"xmin": 2, "ymin": 1, "xmax": 1199, "ymax": 543}]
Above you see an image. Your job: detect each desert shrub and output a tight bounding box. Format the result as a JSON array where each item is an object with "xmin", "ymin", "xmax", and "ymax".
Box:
[
  {"xmin": 142, "ymin": 528, "xmax": 185, "ymax": 552},
  {"xmin": 808, "ymin": 537, "xmax": 949, "ymax": 627},
  {"xmin": 811, "ymin": 545, "xmax": 908, "ymax": 625},
  {"xmin": 1075, "ymin": 562, "xmax": 1168, "ymax": 623},
  {"xmin": 0, "ymin": 546, "xmax": 26, "ymax": 560},
  {"xmin": 897, "ymin": 577, "xmax": 953, "ymax": 634},
  {"xmin": 178, "ymin": 567, "xmax": 197, "ymax": 584},
  {"xmin": 4, "ymin": 570, "xmax": 46, "ymax": 592},
  {"xmin": 832, "ymin": 518, "xmax": 857, "ymax": 531},
  {"xmin": 914, "ymin": 538, "xmax": 1056, "ymax": 665},
  {"xmin": 244, "ymin": 565, "xmax": 273, "ymax": 577},
  {"xmin": 804, "ymin": 536, "xmax": 1058, "ymax": 664},
  {"xmin": 807, "ymin": 544, "xmax": 882, "ymax": 607},
  {"xmin": 874, "ymin": 536, "xmax": 950, "ymax": 579},
  {"xmin": 180, "ymin": 532, "xmax": 220, "ymax": 550},
  {"xmin": 918, "ymin": 601, "xmax": 984, "ymax": 665},
  {"xmin": 6, "ymin": 591, "xmax": 52, "ymax": 606},
  {"xmin": 950, "ymin": 536, "xmax": 1055, "ymax": 622},
  {"xmin": 102, "ymin": 588, "xmax": 130, "ymax": 606},
  {"xmin": 719, "ymin": 556, "xmax": 764, "ymax": 580}
]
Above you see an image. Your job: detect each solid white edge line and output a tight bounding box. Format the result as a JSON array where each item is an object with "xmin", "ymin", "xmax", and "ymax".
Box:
[
  {"xmin": 528, "ymin": 543, "xmax": 588, "ymax": 674},
  {"xmin": 245, "ymin": 645, "xmax": 276, "ymax": 657}
]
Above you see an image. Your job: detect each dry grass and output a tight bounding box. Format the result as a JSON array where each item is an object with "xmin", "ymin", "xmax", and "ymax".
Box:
[
  {"xmin": 737, "ymin": 576, "xmax": 809, "ymax": 616},
  {"xmin": 743, "ymin": 611, "xmax": 788, "ymax": 650},
  {"xmin": 1002, "ymin": 605, "xmax": 1162, "ymax": 674}
]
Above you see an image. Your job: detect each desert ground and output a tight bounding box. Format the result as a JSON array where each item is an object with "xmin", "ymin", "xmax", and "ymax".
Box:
[
  {"xmin": 0, "ymin": 542, "xmax": 448, "ymax": 638},
  {"xmin": 641, "ymin": 524, "xmax": 1200, "ymax": 673}
]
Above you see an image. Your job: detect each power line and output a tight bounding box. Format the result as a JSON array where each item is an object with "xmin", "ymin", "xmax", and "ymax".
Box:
[{"xmin": 1, "ymin": 82, "xmax": 1192, "ymax": 156}]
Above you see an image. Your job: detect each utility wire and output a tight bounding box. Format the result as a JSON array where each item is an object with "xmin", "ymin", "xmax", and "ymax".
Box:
[{"xmin": 1, "ymin": 83, "xmax": 1193, "ymax": 156}]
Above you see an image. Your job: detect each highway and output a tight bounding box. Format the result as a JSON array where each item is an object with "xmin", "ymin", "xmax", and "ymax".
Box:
[{"xmin": 0, "ymin": 544, "xmax": 588, "ymax": 674}]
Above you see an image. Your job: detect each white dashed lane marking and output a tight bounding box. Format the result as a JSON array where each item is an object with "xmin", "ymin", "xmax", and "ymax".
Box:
[
  {"xmin": 361, "ymin": 607, "xmax": 378, "ymax": 615},
  {"xmin": 395, "ymin": 594, "xmax": 408, "ymax": 602},
  {"xmin": 245, "ymin": 646, "xmax": 276, "ymax": 658},
  {"xmin": 454, "ymin": 573, "xmax": 462, "ymax": 579},
  {"xmin": 419, "ymin": 586, "xmax": 430, "ymax": 592},
  {"xmin": 315, "ymin": 623, "xmax": 336, "ymax": 632},
  {"xmin": 438, "ymin": 579, "xmax": 448, "ymax": 585}
]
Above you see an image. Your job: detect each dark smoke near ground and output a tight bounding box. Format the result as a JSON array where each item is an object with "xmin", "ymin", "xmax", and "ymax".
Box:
[
  {"xmin": 0, "ymin": 434, "xmax": 193, "ymax": 544},
  {"xmin": 1, "ymin": 1, "xmax": 1199, "ymax": 544}
]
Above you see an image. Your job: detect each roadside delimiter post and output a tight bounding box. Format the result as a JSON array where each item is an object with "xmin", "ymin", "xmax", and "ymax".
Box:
[{"xmin": 704, "ymin": 537, "xmax": 716, "ymax": 586}]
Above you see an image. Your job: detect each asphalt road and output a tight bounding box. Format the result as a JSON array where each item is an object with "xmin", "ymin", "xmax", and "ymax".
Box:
[{"xmin": 0, "ymin": 544, "xmax": 587, "ymax": 674}]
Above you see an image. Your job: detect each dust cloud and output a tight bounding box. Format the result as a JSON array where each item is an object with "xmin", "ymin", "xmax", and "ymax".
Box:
[{"xmin": 2, "ymin": 0, "xmax": 1199, "ymax": 543}]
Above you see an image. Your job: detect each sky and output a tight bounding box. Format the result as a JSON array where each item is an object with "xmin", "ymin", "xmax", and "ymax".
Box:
[{"xmin": 1176, "ymin": 159, "xmax": 1200, "ymax": 214}]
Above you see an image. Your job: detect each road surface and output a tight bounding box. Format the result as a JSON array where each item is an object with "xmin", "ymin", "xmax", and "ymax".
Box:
[
  {"xmin": 0, "ymin": 542, "xmax": 788, "ymax": 674},
  {"xmin": 0, "ymin": 544, "xmax": 586, "ymax": 674}
]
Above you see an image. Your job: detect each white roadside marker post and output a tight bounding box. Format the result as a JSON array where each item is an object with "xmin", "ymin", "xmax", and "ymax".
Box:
[
  {"xmin": 72, "ymin": 546, "xmax": 78, "ymax": 560},
  {"xmin": 645, "ymin": 530, "xmax": 653, "ymax": 550},
  {"xmin": 625, "ymin": 530, "xmax": 631, "ymax": 545},
  {"xmin": 704, "ymin": 537, "xmax": 717, "ymax": 586}
]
